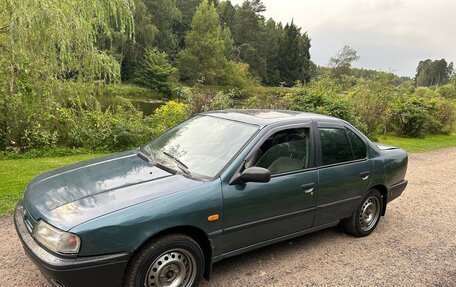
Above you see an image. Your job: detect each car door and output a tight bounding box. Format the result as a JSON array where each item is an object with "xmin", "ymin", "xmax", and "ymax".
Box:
[
  {"xmin": 313, "ymin": 122, "xmax": 373, "ymax": 226},
  {"xmin": 221, "ymin": 124, "xmax": 318, "ymax": 253}
]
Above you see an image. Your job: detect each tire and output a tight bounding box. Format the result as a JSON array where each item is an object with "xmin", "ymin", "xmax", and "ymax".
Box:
[
  {"xmin": 123, "ymin": 234, "xmax": 205, "ymax": 287},
  {"xmin": 343, "ymin": 189, "xmax": 383, "ymax": 237}
]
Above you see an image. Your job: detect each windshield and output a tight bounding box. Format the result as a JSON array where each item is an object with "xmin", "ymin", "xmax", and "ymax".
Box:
[{"xmin": 144, "ymin": 115, "xmax": 259, "ymax": 179}]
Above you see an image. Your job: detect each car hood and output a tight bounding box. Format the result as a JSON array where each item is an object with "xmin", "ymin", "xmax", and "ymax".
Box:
[{"xmin": 23, "ymin": 150, "xmax": 204, "ymax": 231}]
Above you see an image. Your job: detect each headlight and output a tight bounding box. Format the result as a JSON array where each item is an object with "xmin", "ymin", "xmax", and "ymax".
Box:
[{"xmin": 33, "ymin": 220, "xmax": 80, "ymax": 254}]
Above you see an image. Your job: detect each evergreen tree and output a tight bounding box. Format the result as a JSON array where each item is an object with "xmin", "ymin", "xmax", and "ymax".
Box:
[
  {"xmin": 415, "ymin": 59, "xmax": 453, "ymax": 87},
  {"xmin": 175, "ymin": 0, "xmax": 201, "ymax": 50},
  {"xmin": 263, "ymin": 19, "xmax": 284, "ymax": 85},
  {"xmin": 277, "ymin": 22, "xmax": 311, "ymax": 86},
  {"xmin": 231, "ymin": 0, "xmax": 267, "ymax": 79},
  {"xmin": 121, "ymin": 0, "xmax": 158, "ymax": 81},
  {"xmin": 178, "ymin": 0, "xmax": 227, "ymax": 84},
  {"xmin": 134, "ymin": 48, "xmax": 177, "ymax": 94},
  {"xmin": 147, "ymin": 0, "xmax": 182, "ymax": 58}
]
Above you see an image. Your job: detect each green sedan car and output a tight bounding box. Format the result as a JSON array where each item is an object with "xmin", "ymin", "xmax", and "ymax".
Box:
[{"xmin": 15, "ymin": 110, "xmax": 408, "ymax": 287}]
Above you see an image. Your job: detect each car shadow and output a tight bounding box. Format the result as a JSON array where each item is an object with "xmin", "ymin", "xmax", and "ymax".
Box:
[{"xmin": 204, "ymin": 225, "xmax": 349, "ymax": 284}]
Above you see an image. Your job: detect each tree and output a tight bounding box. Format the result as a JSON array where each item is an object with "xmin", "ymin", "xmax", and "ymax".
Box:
[
  {"xmin": 277, "ymin": 22, "xmax": 312, "ymax": 86},
  {"xmin": 415, "ymin": 59, "xmax": 453, "ymax": 87},
  {"xmin": 329, "ymin": 45, "xmax": 360, "ymax": 78},
  {"xmin": 147, "ymin": 0, "xmax": 182, "ymax": 58},
  {"xmin": 0, "ymin": 0, "xmax": 134, "ymax": 93},
  {"xmin": 134, "ymin": 48, "xmax": 177, "ymax": 94},
  {"xmin": 178, "ymin": 0, "xmax": 227, "ymax": 84},
  {"xmin": 175, "ymin": 0, "xmax": 201, "ymax": 50},
  {"xmin": 121, "ymin": 0, "xmax": 158, "ymax": 81},
  {"xmin": 262, "ymin": 19, "xmax": 284, "ymax": 85},
  {"xmin": 230, "ymin": 1, "xmax": 267, "ymax": 79}
]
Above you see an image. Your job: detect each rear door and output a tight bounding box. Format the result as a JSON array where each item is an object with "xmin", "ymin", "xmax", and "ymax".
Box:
[{"xmin": 314, "ymin": 123, "xmax": 373, "ymax": 226}]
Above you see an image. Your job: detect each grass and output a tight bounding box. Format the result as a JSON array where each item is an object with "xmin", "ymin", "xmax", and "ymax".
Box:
[
  {"xmin": 0, "ymin": 154, "xmax": 104, "ymax": 216},
  {"xmin": 377, "ymin": 134, "xmax": 456, "ymax": 153}
]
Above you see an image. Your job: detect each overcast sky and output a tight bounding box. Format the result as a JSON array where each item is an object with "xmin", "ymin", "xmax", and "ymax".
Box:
[{"xmin": 229, "ymin": 0, "xmax": 455, "ymax": 77}]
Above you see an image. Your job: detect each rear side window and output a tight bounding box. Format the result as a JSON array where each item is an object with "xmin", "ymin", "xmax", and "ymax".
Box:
[
  {"xmin": 319, "ymin": 128, "xmax": 352, "ymax": 165},
  {"xmin": 346, "ymin": 129, "xmax": 367, "ymax": 160}
]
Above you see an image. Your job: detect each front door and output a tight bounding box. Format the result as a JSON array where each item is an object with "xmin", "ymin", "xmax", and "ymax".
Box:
[{"xmin": 221, "ymin": 127, "xmax": 318, "ymax": 253}]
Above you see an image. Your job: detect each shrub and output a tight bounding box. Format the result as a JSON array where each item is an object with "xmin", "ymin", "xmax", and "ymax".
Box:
[
  {"xmin": 390, "ymin": 96, "xmax": 437, "ymax": 137},
  {"xmin": 244, "ymin": 91, "xmax": 292, "ymax": 110},
  {"xmin": 0, "ymin": 83, "xmax": 164, "ymax": 153},
  {"xmin": 289, "ymin": 81, "xmax": 366, "ymax": 133},
  {"xmin": 436, "ymin": 84, "xmax": 456, "ymax": 99},
  {"xmin": 413, "ymin": 87, "xmax": 439, "ymax": 98},
  {"xmin": 222, "ymin": 61, "xmax": 259, "ymax": 91},
  {"xmin": 148, "ymin": 101, "xmax": 190, "ymax": 135},
  {"xmin": 177, "ymin": 85, "xmax": 235, "ymax": 115},
  {"xmin": 348, "ymin": 76, "xmax": 398, "ymax": 135}
]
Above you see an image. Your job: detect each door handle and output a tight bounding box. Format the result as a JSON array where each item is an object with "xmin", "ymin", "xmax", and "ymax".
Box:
[
  {"xmin": 360, "ymin": 171, "xmax": 370, "ymax": 180},
  {"xmin": 301, "ymin": 183, "xmax": 315, "ymax": 194}
]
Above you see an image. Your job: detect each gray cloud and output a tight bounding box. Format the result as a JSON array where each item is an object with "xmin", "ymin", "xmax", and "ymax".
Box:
[{"xmin": 229, "ymin": 0, "xmax": 455, "ymax": 77}]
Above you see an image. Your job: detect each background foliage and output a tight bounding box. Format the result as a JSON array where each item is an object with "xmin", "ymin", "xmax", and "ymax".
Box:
[{"xmin": 0, "ymin": 0, "xmax": 454, "ymax": 156}]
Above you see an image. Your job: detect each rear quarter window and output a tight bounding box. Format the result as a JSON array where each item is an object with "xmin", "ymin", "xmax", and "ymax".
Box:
[{"xmin": 346, "ymin": 129, "xmax": 367, "ymax": 160}]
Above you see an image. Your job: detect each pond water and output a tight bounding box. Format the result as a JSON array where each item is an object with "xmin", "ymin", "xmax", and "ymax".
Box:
[{"xmin": 96, "ymin": 96, "xmax": 166, "ymax": 116}]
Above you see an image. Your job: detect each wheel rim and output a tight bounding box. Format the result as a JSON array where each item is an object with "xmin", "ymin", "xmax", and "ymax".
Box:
[
  {"xmin": 145, "ymin": 249, "xmax": 197, "ymax": 287},
  {"xmin": 359, "ymin": 196, "xmax": 381, "ymax": 232}
]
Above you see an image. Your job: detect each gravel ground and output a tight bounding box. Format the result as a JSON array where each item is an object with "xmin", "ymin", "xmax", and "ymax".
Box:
[{"xmin": 1, "ymin": 148, "xmax": 455, "ymax": 287}]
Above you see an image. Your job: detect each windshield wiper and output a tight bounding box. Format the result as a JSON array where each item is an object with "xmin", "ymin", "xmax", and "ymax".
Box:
[{"xmin": 163, "ymin": 151, "xmax": 191, "ymax": 176}]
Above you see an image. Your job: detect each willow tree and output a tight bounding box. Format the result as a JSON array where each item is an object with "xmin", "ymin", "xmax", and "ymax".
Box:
[{"xmin": 0, "ymin": 0, "xmax": 134, "ymax": 94}]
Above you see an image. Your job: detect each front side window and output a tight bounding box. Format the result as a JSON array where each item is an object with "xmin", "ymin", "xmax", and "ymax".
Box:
[
  {"xmin": 144, "ymin": 115, "xmax": 259, "ymax": 178},
  {"xmin": 248, "ymin": 128, "xmax": 310, "ymax": 175},
  {"xmin": 319, "ymin": 128, "xmax": 352, "ymax": 165}
]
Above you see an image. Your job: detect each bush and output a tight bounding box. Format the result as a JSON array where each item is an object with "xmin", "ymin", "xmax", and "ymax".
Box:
[
  {"xmin": 390, "ymin": 96, "xmax": 439, "ymax": 137},
  {"xmin": 0, "ymin": 81, "xmax": 181, "ymax": 153},
  {"xmin": 289, "ymin": 81, "xmax": 366, "ymax": 132},
  {"xmin": 436, "ymin": 84, "xmax": 456, "ymax": 99},
  {"xmin": 222, "ymin": 61, "xmax": 259, "ymax": 91},
  {"xmin": 147, "ymin": 101, "xmax": 190, "ymax": 135},
  {"xmin": 177, "ymin": 85, "xmax": 235, "ymax": 115},
  {"xmin": 348, "ymin": 76, "xmax": 398, "ymax": 135}
]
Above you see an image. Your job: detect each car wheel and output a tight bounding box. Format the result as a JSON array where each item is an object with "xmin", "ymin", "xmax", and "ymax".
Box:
[
  {"xmin": 343, "ymin": 189, "xmax": 383, "ymax": 237},
  {"xmin": 123, "ymin": 234, "xmax": 205, "ymax": 287}
]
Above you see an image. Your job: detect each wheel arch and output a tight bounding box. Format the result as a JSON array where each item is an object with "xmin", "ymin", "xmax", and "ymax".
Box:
[
  {"xmin": 370, "ymin": 184, "xmax": 388, "ymax": 216},
  {"xmin": 131, "ymin": 225, "xmax": 213, "ymax": 281}
]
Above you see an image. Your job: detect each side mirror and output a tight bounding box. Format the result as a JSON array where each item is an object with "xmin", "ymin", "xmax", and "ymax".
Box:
[{"xmin": 230, "ymin": 167, "xmax": 271, "ymax": 185}]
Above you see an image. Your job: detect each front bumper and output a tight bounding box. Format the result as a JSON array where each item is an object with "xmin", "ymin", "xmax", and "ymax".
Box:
[
  {"xmin": 14, "ymin": 202, "xmax": 130, "ymax": 287},
  {"xmin": 387, "ymin": 180, "xmax": 408, "ymax": 203}
]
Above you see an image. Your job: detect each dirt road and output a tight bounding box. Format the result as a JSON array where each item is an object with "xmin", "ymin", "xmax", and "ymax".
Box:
[{"xmin": 1, "ymin": 148, "xmax": 455, "ymax": 287}]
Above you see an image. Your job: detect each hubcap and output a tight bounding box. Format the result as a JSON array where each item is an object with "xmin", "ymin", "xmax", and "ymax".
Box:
[
  {"xmin": 359, "ymin": 196, "xmax": 381, "ymax": 231},
  {"xmin": 145, "ymin": 249, "xmax": 196, "ymax": 287}
]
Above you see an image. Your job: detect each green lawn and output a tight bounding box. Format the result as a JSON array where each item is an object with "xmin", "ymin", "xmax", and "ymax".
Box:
[
  {"xmin": 0, "ymin": 154, "xmax": 104, "ymax": 216},
  {"xmin": 377, "ymin": 134, "xmax": 456, "ymax": 153}
]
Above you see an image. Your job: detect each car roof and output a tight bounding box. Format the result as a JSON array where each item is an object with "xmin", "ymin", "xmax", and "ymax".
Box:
[{"xmin": 202, "ymin": 109, "xmax": 340, "ymax": 127}]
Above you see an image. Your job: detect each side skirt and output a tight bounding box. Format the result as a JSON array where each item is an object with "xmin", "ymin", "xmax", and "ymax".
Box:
[{"xmin": 212, "ymin": 220, "xmax": 339, "ymax": 263}]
